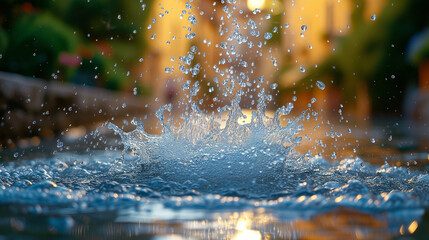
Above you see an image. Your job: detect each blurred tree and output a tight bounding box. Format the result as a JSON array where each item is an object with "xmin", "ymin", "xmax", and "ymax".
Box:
[
  {"xmin": 0, "ymin": 13, "xmax": 79, "ymax": 80},
  {"xmin": 0, "ymin": 28, "xmax": 8, "ymax": 53},
  {"xmin": 70, "ymin": 52, "xmax": 126, "ymax": 91},
  {"xmin": 283, "ymin": 0, "xmax": 429, "ymax": 115},
  {"xmin": 0, "ymin": 0, "xmax": 65, "ymax": 28},
  {"xmin": 63, "ymin": 0, "xmax": 153, "ymax": 66},
  {"xmin": 0, "ymin": 0, "xmax": 153, "ymax": 92}
]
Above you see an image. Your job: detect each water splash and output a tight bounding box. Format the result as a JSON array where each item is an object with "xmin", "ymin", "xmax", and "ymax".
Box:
[
  {"xmin": 0, "ymin": 1, "xmax": 428, "ymax": 237},
  {"xmin": 100, "ymin": 89, "xmax": 429, "ymax": 212},
  {"xmin": 108, "ymin": 89, "xmax": 303, "ymax": 189}
]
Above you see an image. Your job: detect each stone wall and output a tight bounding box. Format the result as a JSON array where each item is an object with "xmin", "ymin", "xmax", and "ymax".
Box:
[{"xmin": 0, "ymin": 71, "xmax": 148, "ymax": 147}]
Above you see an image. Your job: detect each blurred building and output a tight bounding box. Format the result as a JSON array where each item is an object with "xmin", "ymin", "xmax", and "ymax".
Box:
[
  {"xmin": 280, "ymin": 0, "xmax": 387, "ymax": 82},
  {"xmin": 138, "ymin": 0, "xmax": 276, "ymax": 110},
  {"xmin": 279, "ymin": 0, "xmax": 388, "ymax": 116},
  {"xmin": 136, "ymin": 0, "xmax": 389, "ymax": 114}
]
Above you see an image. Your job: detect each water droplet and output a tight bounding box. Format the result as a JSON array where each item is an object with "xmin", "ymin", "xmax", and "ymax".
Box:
[
  {"xmin": 371, "ymin": 138, "xmax": 376, "ymax": 143},
  {"xmin": 117, "ymin": 14, "xmax": 121, "ymax": 20},
  {"xmin": 316, "ymin": 81, "xmax": 325, "ymax": 90},
  {"xmin": 284, "ymin": 23, "xmax": 289, "ymax": 28},
  {"xmin": 301, "ymin": 25, "xmax": 307, "ymax": 31},
  {"xmin": 182, "ymin": 83, "xmax": 190, "ymax": 91},
  {"xmin": 139, "ymin": 58, "xmax": 144, "ymax": 62},
  {"xmin": 151, "ymin": 34, "xmax": 156, "ymax": 40},
  {"xmin": 13, "ymin": 152, "xmax": 19, "ymax": 158},
  {"xmin": 222, "ymin": 5, "xmax": 229, "ymax": 13},
  {"xmin": 185, "ymin": 32, "xmax": 196, "ymax": 40},
  {"xmin": 311, "ymin": 98, "xmax": 316, "ymax": 104},
  {"xmin": 265, "ymin": 14, "xmax": 271, "ymax": 19},
  {"xmin": 299, "ymin": 66, "xmax": 306, "ymax": 72},
  {"xmin": 270, "ymin": 83, "xmax": 278, "ymax": 90},
  {"xmin": 188, "ymin": 15, "xmax": 197, "ymax": 25},
  {"xmin": 370, "ymin": 14, "xmax": 376, "ymax": 21},
  {"xmin": 272, "ymin": 59, "xmax": 278, "ymax": 67},
  {"xmin": 57, "ymin": 141, "xmax": 63, "ymax": 148},
  {"xmin": 133, "ymin": 87, "xmax": 138, "ymax": 95},
  {"xmin": 122, "ymin": 103, "xmax": 127, "ymax": 108},
  {"xmin": 264, "ymin": 32, "xmax": 273, "ymax": 40}
]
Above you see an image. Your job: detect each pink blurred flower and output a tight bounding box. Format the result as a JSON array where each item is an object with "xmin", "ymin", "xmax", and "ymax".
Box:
[{"xmin": 59, "ymin": 53, "xmax": 80, "ymax": 67}]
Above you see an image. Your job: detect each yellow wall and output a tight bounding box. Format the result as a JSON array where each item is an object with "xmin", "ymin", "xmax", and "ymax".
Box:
[
  {"xmin": 139, "ymin": 0, "xmax": 388, "ymax": 101},
  {"xmin": 364, "ymin": 0, "xmax": 387, "ymax": 21},
  {"xmin": 281, "ymin": 0, "xmax": 387, "ymax": 65},
  {"xmin": 140, "ymin": 0, "xmax": 192, "ymax": 105},
  {"xmin": 282, "ymin": 0, "xmax": 352, "ymax": 65}
]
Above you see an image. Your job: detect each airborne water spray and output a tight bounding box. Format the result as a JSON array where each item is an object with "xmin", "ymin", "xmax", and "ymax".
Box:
[
  {"xmin": 0, "ymin": 1, "xmax": 428, "ymax": 238},
  {"xmin": 108, "ymin": 88, "xmax": 304, "ymax": 191}
]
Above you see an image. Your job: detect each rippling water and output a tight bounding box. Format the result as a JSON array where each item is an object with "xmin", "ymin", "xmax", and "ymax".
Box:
[
  {"xmin": 0, "ymin": 94, "xmax": 428, "ymax": 238},
  {"xmin": 1, "ymin": 0, "xmax": 429, "ymax": 238}
]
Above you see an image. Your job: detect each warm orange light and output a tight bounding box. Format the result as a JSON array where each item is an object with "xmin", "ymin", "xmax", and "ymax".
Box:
[
  {"xmin": 247, "ymin": 0, "xmax": 265, "ymax": 11},
  {"xmin": 233, "ymin": 218, "xmax": 262, "ymax": 240},
  {"xmin": 408, "ymin": 221, "xmax": 418, "ymax": 234}
]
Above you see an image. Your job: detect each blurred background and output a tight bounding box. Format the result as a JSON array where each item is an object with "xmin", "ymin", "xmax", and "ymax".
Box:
[{"xmin": 0, "ymin": 0, "xmax": 428, "ymax": 151}]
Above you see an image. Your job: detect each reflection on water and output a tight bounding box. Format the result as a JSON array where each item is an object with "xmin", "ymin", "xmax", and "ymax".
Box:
[
  {"xmin": 233, "ymin": 214, "xmax": 262, "ymax": 240},
  {"xmin": 0, "ymin": 123, "xmax": 428, "ymax": 239},
  {"xmin": 404, "ymin": 220, "xmax": 418, "ymax": 235},
  {"xmin": 59, "ymin": 208, "xmax": 426, "ymax": 239},
  {"xmin": 0, "ymin": 198, "xmax": 411, "ymax": 239},
  {"xmin": 0, "ymin": 107, "xmax": 428, "ymax": 239}
]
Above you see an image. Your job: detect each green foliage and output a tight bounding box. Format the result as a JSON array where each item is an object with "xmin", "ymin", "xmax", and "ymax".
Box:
[
  {"xmin": 0, "ymin": 0, "xmax": 66, "ymax": 28},
  {"xmin": 63, "ymin": 0, "xmax": 153, "ymax": 62},
  {"xmin": 0, "ymin": 13, "xmax": 79, "ymax": 79},
  {"xmin": 0, "ymin": 28, "xmax": 8, "ymax": 53},
  {"xmin": 292, "ymin": 0, "xmax": 429, "ymax": 114},
  {"xmin": 1, "ymin": 0, "xmax": 53, "ymax": 8},
  {"xmin": 69, "ymin": 52, "xmax": 128, "ymax": 91},
  {"xmin": 0, "ymin": 0, "xmax": 153, "ymax": 94},
  {"xmin": 133, "ymin": 82, "xmax": 152, "ymax": 96}
]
